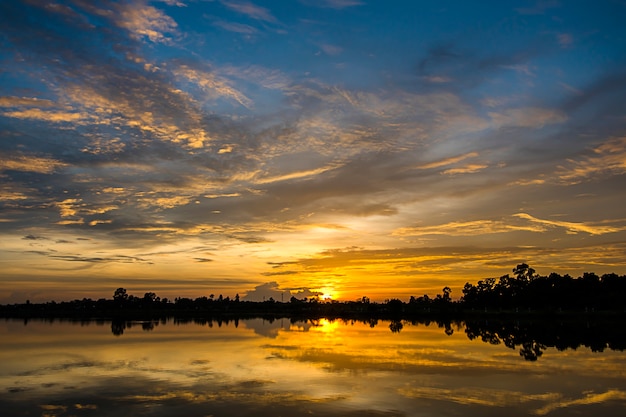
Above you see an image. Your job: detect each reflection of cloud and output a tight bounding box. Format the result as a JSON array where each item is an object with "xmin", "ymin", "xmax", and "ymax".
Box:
[
  {"xmin": 533, "ymin": 389, "xmax": 626, "ymax": 415},
  {"xmin": 399, "ymin": 386, "xmax": 561, "ymax": 408}
]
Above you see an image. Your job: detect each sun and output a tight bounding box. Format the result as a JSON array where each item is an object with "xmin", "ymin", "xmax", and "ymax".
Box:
[{"xmin": 319, "ymin": 286, "xmax": 336, "ymax": 300}]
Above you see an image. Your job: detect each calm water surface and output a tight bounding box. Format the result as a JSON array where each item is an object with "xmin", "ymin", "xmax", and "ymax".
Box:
[{"xmin": 1, "ymin": 318, "xmax": 625, "ymax": 416}]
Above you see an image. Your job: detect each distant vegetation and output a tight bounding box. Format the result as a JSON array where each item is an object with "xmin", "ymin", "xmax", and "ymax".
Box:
[{"xmin": 2, "ymin": 264, "xmax": 626, "ymax": 319}]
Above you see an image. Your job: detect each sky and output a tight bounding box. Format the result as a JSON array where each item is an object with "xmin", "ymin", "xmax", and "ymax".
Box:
[{"xmin": 1, "ymin": 0, "xmax": 626, "ymax": 304}]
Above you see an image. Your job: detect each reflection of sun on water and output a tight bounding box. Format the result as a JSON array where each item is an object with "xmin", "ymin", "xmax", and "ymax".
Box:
[{"xmin": 313, "ymin": 318, "xmax": 339, "ymax": 333}]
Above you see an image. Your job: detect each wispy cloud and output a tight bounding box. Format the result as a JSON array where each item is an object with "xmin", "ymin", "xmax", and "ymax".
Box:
[
  {"xmin": 254, "ymin": 164, "xmax": 340, "ymax": 184},
  {"xmin": 221, "ymin": 1, "xmax": 277, "ymax": 22},
  {"xmin": 301, "ymin": 0, "xmax": 364, "ymax": 9},
  {"xmin": 214, "ymin": 20, "xmax": 258, "ymax": 34},
  {"xmin": 416, "ymin": 152, "xmax": 479, "ymax": 170},
  {"xmin": 173, "ymin": 64, "xmax": 253, "ymax": 108},
  {"xmin": 557, "ymin": 136, "xmax": 626, "ymax": 183},
  {"xmin": 2, "ymin": 108, "xmax": 87, "ymax": 123},
  {"xmin": 514, "ymin": 213, "xmax": 626, "ymax": 235},
  {"xmin": 0, "ymin": 96, "xmax": 55, "ymax": 107},
  {"xmin": 393, "ymin": 218, "xmax": 546, "ymax": 237},
  {"xmin": 441, "ymin": 164, "xmax": 488, "ymax": 175},
  {"xmin": 489, "ymin": 107, "xmax": 567, "ymax": 129},
  {"xmin": 534, "ymin": 390, "xmax": 626, "ymax": 415}
]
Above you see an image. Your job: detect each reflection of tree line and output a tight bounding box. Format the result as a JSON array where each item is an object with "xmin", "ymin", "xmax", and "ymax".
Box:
[
  {"xmin": 462, "ymin": 318, "xmax": 626, "ymax": 360},
  {"xmin": 107, "ymin": 316, "xmax": 626, "ymax": 361}
]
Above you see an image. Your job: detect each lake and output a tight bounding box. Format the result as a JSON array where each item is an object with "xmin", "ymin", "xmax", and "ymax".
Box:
[{"xmin": 1, "ymin": 318, "xmax": 625, "ymax": 416}]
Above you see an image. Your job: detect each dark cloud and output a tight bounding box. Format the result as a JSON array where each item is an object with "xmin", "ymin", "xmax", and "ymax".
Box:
[
  {"xmin": 22, "ymin": 234, "xmax": 48, "ymax": 240},
  {"xmin": 194, "ymin": 257, "xmax": 214, "ymax": 263},
  {"xmin": 49, "ymin": 254, "xmax": 150, "ymax": 264},
  {"xmin": 242, "ymin": 281, "xmax": 321, "ymax": 302}
]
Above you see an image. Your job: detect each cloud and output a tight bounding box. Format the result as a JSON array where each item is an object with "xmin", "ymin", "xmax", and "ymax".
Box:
[
  {"xmin": 416, "ymin": 152, "xmax": 480, "ymax": 170},
  {"xmin": 254, "ymin": 164, "xmax": 340, "ymax": 184},
  {"xmin": 2, "ymin": 108, "xmax": 87, "ymax": 123},
  {"xmin": 242, "ymin": 281, "xmax": 321, "ymax": 301},
  {"xmin": 0, "ymin": 96, "xmax": 55, "ymax": 107},
  {"xmin": 221, "ymin": 1, "xmax": 277, "ymax": 23},
  {"xmin": 442, "ymin": 164, "xmax": 488, "ymax": 175},
  {"xmin": 0, "ymin": 154, "xmax": 68, "ymax": 174},
  {"xmin": 515, "ymin": 0, "xmax": 561, "ymax": 15},
  {"xmin": 319, "ymin": 44, "xmax": 342, "ymax": 56},
  {"xmin": 49, "ymin": 254, "xmax": 149, "ymax": 263},
  {"xmin": 301, "ymin": 0, "xmax": 364, "ymax": 8},
  {"xmin": 114, "ymin": 1, "xmax": 179, "ymax": 43},
  {"xmin": 393, "ymin": 218, "xmax": 546, "ymax": 237},
  {"xmin": 489, "ymin": 107, "xmax": 567, "ymax": 129},
  {"xmin": 214, "ymin": 20, "xmax": 258, "ymax": 34},
  {"xmin": 514, "ymin": 213, "xmax": 626, "ymax": 235},
  {"xmin": 22, "ymin": 235, "xmax": 49, "ymax": 241},
  {"xmin": 557, "ymin": 33, "xmax": 573, "ymax": 48},
  {"xmin": 173, "ymin": 64, "xmax": 253, "ymax": 108},
  {"xmin": 394, "ymin": 214, "xmax": 626, "ymax": 237},
  {"xmin": 194, "ymin": 258, "xmax": 214, "ymax": 263},
  {"xmin": 556, "ymin": 136, "xmax": 626, "ymax": 183}
]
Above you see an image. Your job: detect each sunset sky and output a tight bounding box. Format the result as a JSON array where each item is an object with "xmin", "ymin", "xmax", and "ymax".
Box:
[{"xmin": 1, "ymin": 0, "xmax": 626, "ymax": 303}]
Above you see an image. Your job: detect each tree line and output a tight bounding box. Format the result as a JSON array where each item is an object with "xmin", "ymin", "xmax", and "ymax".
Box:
[{"xmin": 1, "ymin": 264, "xmax": 626, "ymax": 319}]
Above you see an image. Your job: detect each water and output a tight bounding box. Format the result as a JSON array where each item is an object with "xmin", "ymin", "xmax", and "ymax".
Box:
[{"xmin": 1, "ymin": 318, "xmax": 625, "ymax": 416}]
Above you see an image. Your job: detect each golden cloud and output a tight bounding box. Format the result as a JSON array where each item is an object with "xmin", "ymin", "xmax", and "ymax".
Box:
[
  {"xmin": 114, "ymin": 2, "xmax": 178, "ymax": 43},
  {"xmin": 2, "ymin": 108, "xmax": 86, "ymax": 123},
  {"xmin": 514, "ymin": 213, "xmax": 626, "ymax": 235},
  {"xmin": 0, "ymin": 155, "xmax": 68, "ymax": 174},
  {"xmin": 557, "ymin": 136, "xmax": 626, "ymax": 183}
]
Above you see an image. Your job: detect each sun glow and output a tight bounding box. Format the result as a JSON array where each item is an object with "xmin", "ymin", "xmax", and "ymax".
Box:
[{"xmin": 319, "ymin": 287, "xmax": 336, "ymax": 300}]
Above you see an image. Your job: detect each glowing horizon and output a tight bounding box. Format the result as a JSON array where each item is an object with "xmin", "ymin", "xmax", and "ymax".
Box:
[{"xmin": 1, "ymin": 0, "xmax": 626, "ymax": 303}]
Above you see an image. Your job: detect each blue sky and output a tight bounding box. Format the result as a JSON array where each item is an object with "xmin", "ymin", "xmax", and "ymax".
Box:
[{"xmin": 1, "ymin": 0, "xmax": 626, "ymax": 303}]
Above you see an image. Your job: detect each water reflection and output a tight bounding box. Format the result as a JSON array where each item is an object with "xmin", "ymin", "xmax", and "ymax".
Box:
[{"xmin": 1, "ymin": 318, "xmax": 625, "ymax": 416}]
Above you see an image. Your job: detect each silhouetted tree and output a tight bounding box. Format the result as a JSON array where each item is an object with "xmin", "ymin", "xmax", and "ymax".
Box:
[
  {"xmin": 513, "ymin": 263, "xmax": 536, "ymax": 282},
  {"xmin": 113, "ymin": 288, "xmax": 128, "ymax": 302}
]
